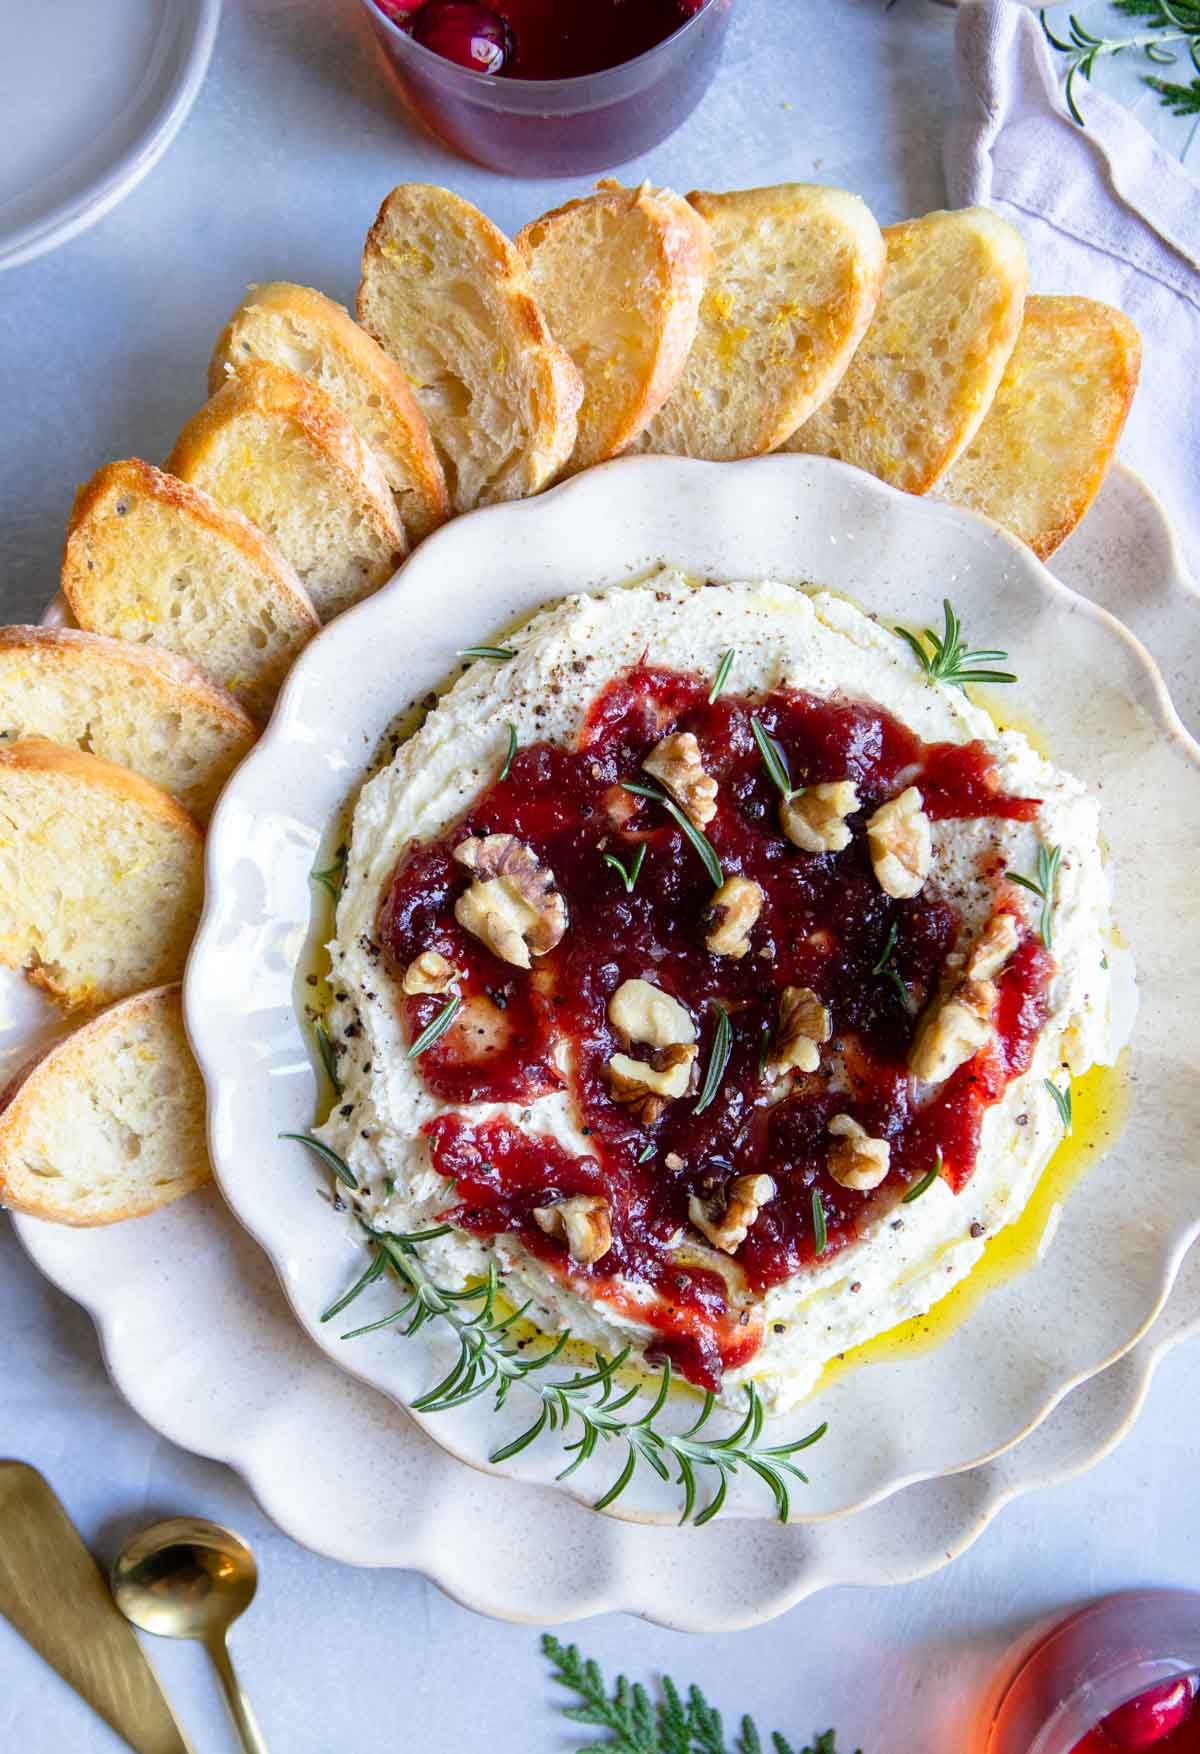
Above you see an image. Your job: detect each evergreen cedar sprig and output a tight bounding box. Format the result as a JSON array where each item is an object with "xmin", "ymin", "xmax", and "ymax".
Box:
[
  {"xmin": 283, "ymin": 1137, "xmax": 826, "ymax": 1524},
  {"xmin": 542, "ymin": 1635, "xmax": 859, "ymax": 1754},
  {"xmin": 1042, "ymin": 1, "xmax": 1200, "ymax": 126},
  {"xmin": 895, "ymin": 600, "xmax": 1016, "ymax": 692}
]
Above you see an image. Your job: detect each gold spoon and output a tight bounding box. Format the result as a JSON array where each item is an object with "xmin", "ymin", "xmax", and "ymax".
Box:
[{"xmin": 111, "ymin": 1517, "xmax": 269, "ymax": 1754}]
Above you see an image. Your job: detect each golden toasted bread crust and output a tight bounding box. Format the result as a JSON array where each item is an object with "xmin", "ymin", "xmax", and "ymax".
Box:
[
  {"xmin": 0, "ymin": 736, "xmax": 203, "ymax": 840},
  {"xmin": 209, "ymin": 281, "xmax": 449, "ymax": 539},
  {"xmin": 0, "ymin": 985, "xmax": 210, "ymax": 1225}
]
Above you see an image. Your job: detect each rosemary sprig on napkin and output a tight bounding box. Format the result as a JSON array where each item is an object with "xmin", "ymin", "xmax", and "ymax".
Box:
[{"xmin": 1042, "ymin": 1, "xmax": 1200, "ymax": 125}]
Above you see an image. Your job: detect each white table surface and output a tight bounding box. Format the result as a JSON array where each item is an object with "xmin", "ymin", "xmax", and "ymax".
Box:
[{"xmin": 2, "ymin": 2, "xmax": 1199, "ymax": 1750}]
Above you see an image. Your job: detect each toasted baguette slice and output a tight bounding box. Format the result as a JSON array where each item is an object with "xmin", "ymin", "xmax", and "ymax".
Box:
[
  {"xmin": 62, "ymin": 460, "xmax": 319, "ymax": 723},
  {"xmin": 0, "ymin": 985, "xmax": 209, "ymax": 1225},
  {"xmin": 516, "ymin": 181, "xmax": 712, "ymax": 472},
  {"xmin": 937, "ymin": 296, "xmax": 1141, "ymax": 558},
  {"xmin": 0, "ymin": 739, "xmax": 204, "ymax": 1011},
  {"xmin": 209, "ymin": 282, "xmax": 449, "ymax": 542},
  {"xmin": 0, "ymin": 626, "xmax": 255, "ymax": 823},
  {"xmin": 631, "ymin": 185, "xmax": 886, "ymax": 461},
  {"xmin": 168, "ymin": 361, "xmax": 407, "ymax": 621},
  {"xmin": 357, "ymin": 183, "xmax": 584, "ymax": 512},
  {"xmin": 786, "ymin": 208, "xmax": 1028, "ymax": 493}
]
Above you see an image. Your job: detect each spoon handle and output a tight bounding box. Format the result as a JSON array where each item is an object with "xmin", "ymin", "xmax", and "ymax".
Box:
[{"xmin": 206, "ymin": 1631, "xmax": 269, "ymax": 1754}]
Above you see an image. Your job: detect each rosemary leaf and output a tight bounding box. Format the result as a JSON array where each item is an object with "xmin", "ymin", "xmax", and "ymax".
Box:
[
  {"xmin": 694, "ymin": 1003, "xmax": 732, "ymax": 1115},
  {"xmin": 314, "ymin": 1020, "xmax": 342, "ymax": 1095},
  {"xmin": 750, "ymin": 715, "xmax": 801, "ymax": 801},
  {"xmin": 311, "ymin": 850, "xmax": 347, "ymax": 901},
  {"xmin": 280, "ymin": 1131, "xmax": 358, "ymax": 1190},
  {"xmin": 1006, "ymin": 843, "xmax": 1061, "ymax": 949},
  {"xmin": 708, "ymin": 648, "xmax": 736, "ymax": 702},
  {"xmin": 407, "ymin": 994, "xmax": 462, "ymax": 1059},
  {"xmin": 498, "ymin": 722, "xmax": 518, "ymax": 782},
  {"xmin": 321, "ymin": 1249, "xmax": 386, "ymax": 1322},
  {"xmin": 896, "ymin": 599, "xmax": 1016, "ymax": 692},
  {"xmin": 871, "ymin": 921, "xmax": 909, "ymax": 1004},
  {"xmin": 902, "ymin": 1151, "xmax": 943, "ymax": 1204},
  {"xmin": 458, "ymin": 645, "xmax": 516, "ymax": 661},
  {"xmin": 1045, "ymin": 1076, "xmax": 1073, "ymax": 1134},
  {"xmin": 811, "ymin": 1189, "xmax": 828, "ymax": 1257},
  {"xmin": 637, "ymin": 1141, "xmax": 656, "ymax": 1164},
  {"xmin": 603, "ymin": 841, "xmax": 646, "ymax": 893},
  {"xmin": 622, "ymin": 780, "xmax": 723, "ymax": 885}
]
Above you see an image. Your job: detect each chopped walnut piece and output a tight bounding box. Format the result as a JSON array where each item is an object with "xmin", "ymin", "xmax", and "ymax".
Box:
[
  {"xmin": 642, "ymin": 731, "xmax": 718, "ymax": 828},
  {"xmin": 704, "ymin": 876, "xmax": 764, "ymax": 959},
  {"xmin": 532, "ymin": 1194, "xmax": 613, "ymax": 1265},
  {"xmin": 967, "ymin": 912, "xmax": 1020, "ymax": 981},
  {"xmin": 689, "ymin": 1172, "xmax": 776, "ymax": 1253},
  {"xmin": 765, "ymin": 986, "xmax": 832, "ymax": 1080},
  {"xmin": 827, "ymin": 1115, "xmax": 891, "ymax": 1191},
  {"xmin": 780, "ymin": 780, "xmax": 859, "ymax": 853},
  {"xmin": 452, "ymin": 834, "xmax": 566, "ymax": 970},
  {"xmin": 401, "ymin": 950, "xmax": 457, "ymax": 995},
  {"xmin": 909, "ymin": 978, "xmax": 997, "ymax": 1085},
  {"xmin": 866, "ymin": 787, "xmax": 932, "ymax": 899},
  {"xmin": 608, "ymin": 1044, "xmax": 697, "ymax": 1124},
  {"xmin": 608, "ymin": 978, "xmax": 696, "ymax": 1050}
]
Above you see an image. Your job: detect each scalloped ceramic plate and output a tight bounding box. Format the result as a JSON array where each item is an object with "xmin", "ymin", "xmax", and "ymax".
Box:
[
  {"xmin": 184, "ymin": 453, "xmax": 1200, "ymax": 1524},
  {"xmin": 8, "ymin": 1176, "xmax": 1199, "ymax": 1627}
]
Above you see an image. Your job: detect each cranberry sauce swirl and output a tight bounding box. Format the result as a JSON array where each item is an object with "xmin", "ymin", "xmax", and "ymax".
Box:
[{"xmin": 377, "ymin": 665, "xmax": 1051, "ymax": 1390}]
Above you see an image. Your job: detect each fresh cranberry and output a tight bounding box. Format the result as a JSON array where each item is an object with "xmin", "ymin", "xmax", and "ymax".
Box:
[
  {"xmin": 410, "ymin": 1, "xmax": 512, "ymax": 72},
  {"xmin": 1101, "ymin": 1676, "xmax": 1198, "ymax": 1749}
]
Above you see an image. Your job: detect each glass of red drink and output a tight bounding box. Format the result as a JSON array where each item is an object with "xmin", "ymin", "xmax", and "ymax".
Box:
[
  {"xmin": 981, "ymin": 1592, "xmax": 1200, "ymax": 1754},
  {"xmin": 357, "ymin": 0, "xmax": 735, "ymax": 176}
]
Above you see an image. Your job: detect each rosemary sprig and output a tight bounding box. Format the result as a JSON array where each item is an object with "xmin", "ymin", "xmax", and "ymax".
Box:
[
  {"xmin": 407, "ymin": 994, "xmax": 462, "ymax": 1058},
  {"xmin": 499, "ymin": 722, "xmax": 518, "ymax": 782},
  {"xmin": 311, "ymin": 849, "xmax": 347, "ymax": 901},
  {"xmin": 543, "ymin": 1635, "xmax": 857, "ymax": 1754},
  {"xmin": 694, "ymin": 1003, "xmax": 733, "ymax": 1116},
  {"xmin": 458, "ymin": 645, "xmax": 516, "ymax": 661},
  {"xmin": 1042, "ymin": 2, "xmax": 1200, "ymax": 127},
  {"xmin": 750, "ymin": 716, "xmax": 804, "ymax": 802},
  {"xmin": 313, "ymin": 1020, "xmax": 343, "ymax": 1096},
  {"xmin": 637, "ymin": 1141, "xmax": 656, "ymax": 1164},
  {"xmin": 895, "ymin": 600, "xmax": 1017, "ymax": 692},
  {"xmin": 811, "ymin": 1190, "xmax": 828, "ymax": 1257},
  {"xmin": 286, "ymin": 1138, "xmax": 827, "ymax": 1523},
  {"xmin": 280, "ymin": 1130, "xmax": 358, "ymax": 1190},
  {"xmin": 604, "ymin": 842, "xmax": 647, "ymax": 893},
  {"xmin": 622, "ymin": 780, "xmax": 724, "ymax": 885},
  {"xmin": 870, "ymin": 922, "xmax": 909, "ymax": 1005},
  {"xmin": 321, "ymin": 1248, "xmax": 386, "ymax": 1322},
  {"xmin": 1006, "ymin": 844, "xmax": 1062, "ymax": 950},
  {"xmin": 902, "ymin": 1150, "xmax": 943, "ymax": 1205},
  {"xmin": 1045, "ymin": 1076, "xmax": 1074, "ymax": 1134},
  {"xmin": 709, "ymin": 648, "xmax": 736, "ymax": 702}
]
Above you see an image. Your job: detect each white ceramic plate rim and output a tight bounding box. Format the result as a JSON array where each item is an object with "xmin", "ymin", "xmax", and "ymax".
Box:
[
  {"xmin": 0, "ymin": 0, "xmax": 222, "ymax": 273},
  {"xmin": 185, "ymin": 452, "xmax": 1200, "ymax": 1526}
]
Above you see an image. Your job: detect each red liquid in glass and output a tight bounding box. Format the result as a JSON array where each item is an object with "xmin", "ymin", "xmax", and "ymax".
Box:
[
  {"xmin": 1072, "ymin": 1678, "xmax": 1200, "ymax": 1752},
  {"xmin": 387, "ymin": 0, "xmax": 707, "ymax": 77}
]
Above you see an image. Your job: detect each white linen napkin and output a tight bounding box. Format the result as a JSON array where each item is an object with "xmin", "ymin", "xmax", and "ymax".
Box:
[{"xmin": 945, "ymin": 0, "xmax": 1200, "ymax": 573}]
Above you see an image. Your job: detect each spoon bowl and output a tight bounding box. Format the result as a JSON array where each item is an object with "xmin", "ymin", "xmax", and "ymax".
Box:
[{"xmin": 112, "ymin": 1517, "xmax": 268, "ymax": 1754}]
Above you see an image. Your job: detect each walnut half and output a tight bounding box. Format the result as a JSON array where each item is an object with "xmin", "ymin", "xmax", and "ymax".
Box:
[
  {"xmin": 827, "ymin": 1114, "xmax": 891, "ymax": 1190},
  {"xmin": 402, "ymin": 950, "xmax": 457, "ymax": 995},
  {"xmin": 642, "ymin": 731, "xmax": 718, "ymax": 828},
  {"xmin": 453, "ymin": 834, "xmax": 566, "ymax": 970},
  {"xmin": 607, "ymin": 977, "xmax": 698, "ymax": 1124},
  {"xmin": 704, "ymin": 875, "xmax": 764, "ymax": 959},
  {"xmin": 609, "ymin": 1045, "xmax": 696, "ymax": 1124},
  {"xmin": 533, "ymin": 1194, "xmax": 613, "ymax": 1265},
  {"xmin": 967, "ymin": 912, "xmax": 1019, "ymax": 981},
  {"xmin": 780, "ymin": 780, "xmax": 859, "ymax": 853},
  {"xmin": 909, "ymin": 977, "xmax": 996, "ymax": 1085},
  {"xmin": 689, "ymin": 1172, "xmax": 775, "ymax": 1254},
  {"xmin": 866, "ymin": 786, "xmax": 932, "ymax": 899},
  {"xmin": 765, "ymin": 986, "xmax": 831, "ymax": 1080}
]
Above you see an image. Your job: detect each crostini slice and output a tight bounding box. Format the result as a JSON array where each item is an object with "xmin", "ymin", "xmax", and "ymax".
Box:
[
  {"xmin": 209, "ymin": 281, "xmax": 449, "ymax": 543},
  {"xmin": 0, "ymin": 985, "xmax": 210, "ymax": 1225},
  {"xmin": 62, "ymin": 459, "xmax": 319, "ymax": 723},
  {"xmin": 357, "ymin": 182, "xmax": 584, "ymax": 512},
  {"xmin": 785, "ymin": 207, "xmax": 1028, "ymax": 494},
  {"xmin": 0, "ymin": 739, "xmax": 204, "ymax": 1011},
  {"xmin": 0, "ymin": 625, "xmax": 255, "ymax": 823},
  {"xmin": 937, "ymin": 295, "xmax": 1142, "ymax": 558},
  {"xmin": 168, "ymin": 360, "xmax": 407, "ymax": 622},
  {"xmin": 632, "ymin": 183, "xmax": 886, "ymax": 461}
]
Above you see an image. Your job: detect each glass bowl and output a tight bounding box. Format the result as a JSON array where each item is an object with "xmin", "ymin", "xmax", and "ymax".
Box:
[
  {"xmin": 357, "ymin": 0, "xmax": 735, "ymax": 177},
  {"xmin": 980, "ymin": 1592, "xmax": 1200, "ymax": 1753}
]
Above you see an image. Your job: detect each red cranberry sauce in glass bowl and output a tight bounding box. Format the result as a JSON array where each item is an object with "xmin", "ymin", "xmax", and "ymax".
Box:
[{"xmin": 359, "ymin": 0, "xmax": 734, "ymax": 176}]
